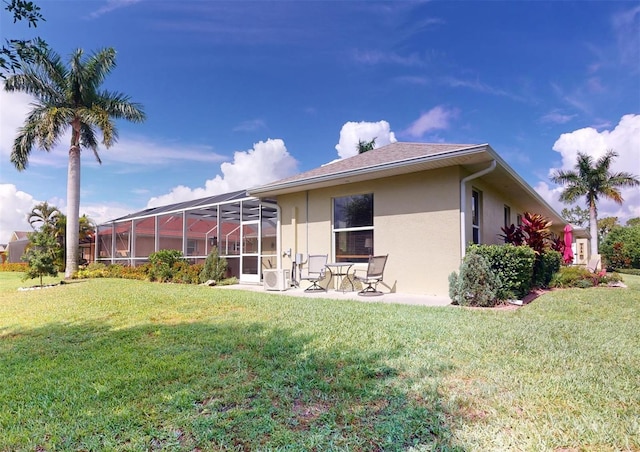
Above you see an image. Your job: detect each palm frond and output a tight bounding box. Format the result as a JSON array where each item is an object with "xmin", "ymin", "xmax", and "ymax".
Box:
[
  {"xmin": 79, "ymin": 123, "xmax": 101, "ymax": 164},
  {"xmin": 98, "ymin": 90, "xmax": 146, "ymax": 122},
  {"xmin": 84, "ymin": 48, "xmax": 117, "ymax": 89}
]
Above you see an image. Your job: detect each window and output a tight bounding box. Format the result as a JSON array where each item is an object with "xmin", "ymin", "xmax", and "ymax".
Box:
[
  {"xmin": 471, "ymin": 189, "xmax": 481, "ymax": 244},
  {"xmin": 504, "ymin": 205, "xmax": 511, "ymax": 228},
  {"xmin": 333, "ymin": 193, "xmax": 373, "ymax": 263},
  {"xmin": 516, "ymin": 214, "xmax": 522, "ymax": 227}
]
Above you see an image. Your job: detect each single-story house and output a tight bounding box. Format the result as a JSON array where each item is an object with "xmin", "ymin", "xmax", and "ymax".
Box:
[
  {"xmin": 6, "ymin": 231, "xmax": 30, "ymax": 264},
  {"xmin": 248, "ymin": 142, "xmax": 589, "ymax": 296},
  {"xmin": 95, "ymin": 142, "xmax": 591, "ymax": 296}
]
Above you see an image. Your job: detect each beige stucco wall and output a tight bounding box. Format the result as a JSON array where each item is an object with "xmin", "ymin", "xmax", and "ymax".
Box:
[
  {"xmin": 276, "ymin": 167, "xmax": 462, "ymax": 296},
  {"xmin": 464, "ymin": 178, "xmax": 566, "ymax": 248}
]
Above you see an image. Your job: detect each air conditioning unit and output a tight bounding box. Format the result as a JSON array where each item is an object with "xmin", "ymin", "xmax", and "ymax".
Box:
[{"xmin": 263, "ymin": 269, "xmax": 291, "ymax": 291}]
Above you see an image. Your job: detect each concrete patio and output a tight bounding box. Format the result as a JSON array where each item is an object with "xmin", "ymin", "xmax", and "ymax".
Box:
[{"xmin": 214, "ymin": 283, "xmax": 453, "ymax": 307}]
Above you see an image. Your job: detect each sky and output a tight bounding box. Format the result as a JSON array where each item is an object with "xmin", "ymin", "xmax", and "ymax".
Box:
[{"xmin": 1, "ymin": 0, "xmax": 639, "ymax": 243}]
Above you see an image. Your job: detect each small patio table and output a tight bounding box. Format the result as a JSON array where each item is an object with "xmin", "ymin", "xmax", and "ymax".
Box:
[{"xmin": 325, "ymin": 262, "xmax": 354, "ymax": 292}]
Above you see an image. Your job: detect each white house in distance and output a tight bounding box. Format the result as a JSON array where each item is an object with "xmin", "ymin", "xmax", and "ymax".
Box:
[{"xmin": 96, "ymin": 142, "xmax": 590, "ymax": 297}]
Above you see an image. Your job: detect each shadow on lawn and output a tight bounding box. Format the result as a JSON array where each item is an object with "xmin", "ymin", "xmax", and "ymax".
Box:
[{"xmin": 0, "ymin": 321, "xmax": 463, "ymax": 451}]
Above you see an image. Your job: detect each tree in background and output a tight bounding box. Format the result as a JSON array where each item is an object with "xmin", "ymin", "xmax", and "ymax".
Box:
[
  {"xmin": 1, "ymin": 0, "xmax": 47, "ymax": 77},
  {"xmin": 551, "ymin": 150, "xmax": 640, "ymax": 257},
  {"xmin": 52, "ymin": 213, "xmax": 96, "ymax": 269},
  {"xmin": 5, "ymin": 47, "xmax": 145, "ymax": 278},
  {"xmin": 626, "ymin": 217, "xmax": 640, "ymax": 227},
  {"xmin": 600, "ymin": 223, "xmax": 640, "ymax": 270},
  {"xmin": 356, "ymin": 137, "xmax": 376, "ymax": 154},
  {"xmin": 28, "ymin": 201, "xmax": 60, "ymax": 233},
  {"xmin": 597, "ymin": 216, "xmax": 619, "ymax": 244},
  {"xmin": 561, "ymin": 206, "xmax": 589, "ymax": 228}
]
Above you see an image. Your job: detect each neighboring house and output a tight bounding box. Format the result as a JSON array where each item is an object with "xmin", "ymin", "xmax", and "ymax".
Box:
[
  {"xmin": 248, "ymin": 142, "xmax": 575, "ymax": 297},
  {"xmin": 0, "ymin": 244, "xmax": 6, "ymax": 264},
  {"xmin": 6, "ymin": 231, "xmax": 30, "ymax": 264}
]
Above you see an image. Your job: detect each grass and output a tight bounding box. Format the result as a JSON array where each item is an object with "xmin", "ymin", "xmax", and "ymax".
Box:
[{"xmin": 0, "ymin": 273, "xmax": 638, "ymax": 451}]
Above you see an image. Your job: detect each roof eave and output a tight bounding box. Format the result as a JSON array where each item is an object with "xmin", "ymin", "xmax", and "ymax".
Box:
[{"xmin": 249, "ymin": 144, "xmax": 489, "ymax": 197}]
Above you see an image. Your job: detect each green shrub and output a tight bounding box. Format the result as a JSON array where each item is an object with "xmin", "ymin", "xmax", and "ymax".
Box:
[
  {"xmin": 600, "ymin": 225, "xmax": 640, "ymax": 269},
  {"xmin": 615, "ymin": 268, "xmax": 640, "ymax": 276},
  {"xmin": 0, "ymin": 263, "xmax": 28, "ymax": 272},
  {"xmin": 449, "ymin": 252, "xmax": 501, "ymax": 307},
  {"xmin": 533, "ymin": 250, "xmax": 562, "ymax": 289},
  {"xmin": 148, "ymin": 250, "xmax": 185, "ymax": 282},
  {"xmin": 199, "ymin": 246, "xmax": 228, "ymax": 283},
  {"xmin": 468, "ymin": 244, "xmax": 535, "ymax": 299},
  {"xmin": 173, "ymin": 261, "xmax": 203, "ymax": 284},
  {"xmin": 550, "ymin": 266, "xmax": 622, "ymax": 288}
]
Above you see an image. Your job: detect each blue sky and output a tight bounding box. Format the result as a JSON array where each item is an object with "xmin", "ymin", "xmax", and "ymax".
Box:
[{"xmin": 1, "ymin": 0, "xmax": 639, "ymax": 242}]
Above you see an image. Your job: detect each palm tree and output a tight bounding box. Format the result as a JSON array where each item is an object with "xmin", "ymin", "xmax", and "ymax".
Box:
[
  {"xmin": 356, "ymin": 137, "xmax": 376, "ymax": 154},
  {"xmin": 4, "ymin": 47, "xmax": 145, "ymax": 277},
  {"xmin": 551, "ymin": 150, "xmax": 639, "ymax": 257},
  {"xmin": 28, "ymin": 201, "xmax": 60, "ymax": 233}
]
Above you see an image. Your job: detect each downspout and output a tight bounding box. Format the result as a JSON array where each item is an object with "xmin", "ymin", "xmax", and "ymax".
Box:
[
  {"xmin": 274, "ymin": 203, "xmax": 282, "ymax": 271},
  {"xmin": 305, "ymin": 190, "xmax": 310, "ymax": 256},
  {"xmin": 460, "ymin": 160, "xmax": 497, "ymax": 259}
]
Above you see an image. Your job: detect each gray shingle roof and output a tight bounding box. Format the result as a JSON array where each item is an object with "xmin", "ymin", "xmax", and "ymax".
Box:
[{"xmin": 250, "ymin": 142, "xmax": 482, "ymax": 193}]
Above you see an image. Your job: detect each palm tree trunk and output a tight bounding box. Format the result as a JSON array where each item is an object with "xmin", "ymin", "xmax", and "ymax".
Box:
[
  {"xmin": 65, "ymin": 145, "xmax": 81, "ymax": 278},
  {"xmin": 589, "ymin": 198, "xmax": 598, "ymax": 258}
]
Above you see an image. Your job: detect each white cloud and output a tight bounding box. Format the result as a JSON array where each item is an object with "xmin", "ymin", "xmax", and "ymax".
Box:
[
  {"xmin": 540, "ymin": 110, "xmax": 577, "ymax": 124},
  {"xmin": 0, "ymin": 90, "xmax": 35, "ymax": 160},
  {"xmin": 0, "ymin": 184, "xmax": 37, "ymax": 242},
  {"xmin": 403, "ymin": 106, "xmax": 458, "ymax": 139},
  {"xmin": 441, "ymin": 76, "xmax": 525, "ymax": 102},
  {"xmin": 334, "ymin": 121, "xmax": 397, "ymax": 160},
  {"xmin": 233, "ymin": 119, "xmax": 267, "ymax": 132},
  {"xmin": 88, "ymin": 0, "xmax": 142, "ymax": 19},
  {"xmin": 540, "ymin": 114, "xmax": 640, "ymax": 223},
  {"xmin": 612, "ymin": 5, "xmax": 640, "ymax": 68},
  {"xmin": 146, "ymin": 139, "xmax": 298, "ymax": 208},
  {"xmin": 0, "ymin": 90, "xmax": 226, "ymax": 170}
]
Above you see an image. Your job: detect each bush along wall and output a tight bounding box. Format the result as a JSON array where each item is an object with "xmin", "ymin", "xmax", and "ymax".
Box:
[
  {"xmin": 468, "ymin": 244, "xmax": 535, "ymax": 300},
  {"xmin": 449, "ymin": 252, "xmax": 501, "ymax": 307},
  {"xmin": 532, "ymin": 250, "xmax": 562, "ymax": 289}
]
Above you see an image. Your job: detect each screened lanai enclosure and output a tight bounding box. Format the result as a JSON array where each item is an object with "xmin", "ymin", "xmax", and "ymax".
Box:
[{"xmin": 96, "ymin": 190, "xmax": 279, "ymax": 283}]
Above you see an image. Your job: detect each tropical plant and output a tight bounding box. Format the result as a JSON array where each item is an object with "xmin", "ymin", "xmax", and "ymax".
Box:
[
  {"xmin": 551, "ymin": 150, "xmax": 640, "ymax": 257},
  {"xmin": 499, "ymin": 223, "xmax": 525, "ymax": 245},
  {"xmin": 4, "ymin": 46, "xmax": 145, "ymax": 278},
  {"xmin": 501, "ymin": 212, "xmax": 553, "ymax": 254},
  {"xmin": 27, "ymin": 201, "xmax": 60, "ymax": 233},
  {"xmin": 356, "ymin": 137, "xmax": 376, "ymax": 154}
]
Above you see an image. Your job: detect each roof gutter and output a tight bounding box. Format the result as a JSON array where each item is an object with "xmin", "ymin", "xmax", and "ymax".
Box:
[{"xmin": 460, "ymin": 160, "xmax": 497, "ymax": 259}]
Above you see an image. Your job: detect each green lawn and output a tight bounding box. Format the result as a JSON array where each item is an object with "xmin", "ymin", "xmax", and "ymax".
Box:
[{"xmin": 1, "ymin": 273, "xmax": 638, "ymax": 451}]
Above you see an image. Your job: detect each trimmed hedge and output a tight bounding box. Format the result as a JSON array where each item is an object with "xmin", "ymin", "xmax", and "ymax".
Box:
[
  {"xmin": 468, "ymin": 244, "xmax": 535, "ymax": 299},
  {"xmin": 533, "ymin": 250, "xmax": 562, "ymax": 289},
  {"xmin": 0, "ymin": 263, "xmax": 28, "ymax": 272}
]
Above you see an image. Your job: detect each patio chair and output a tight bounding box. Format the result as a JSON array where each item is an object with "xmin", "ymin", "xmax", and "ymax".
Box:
[
  {"xmin": 300, "ymin": 254, "xmax": 328, "ymax": 292},
  {"xmin": 354, "ymin": 254, "xmax": 388, "ymax": 296}
]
